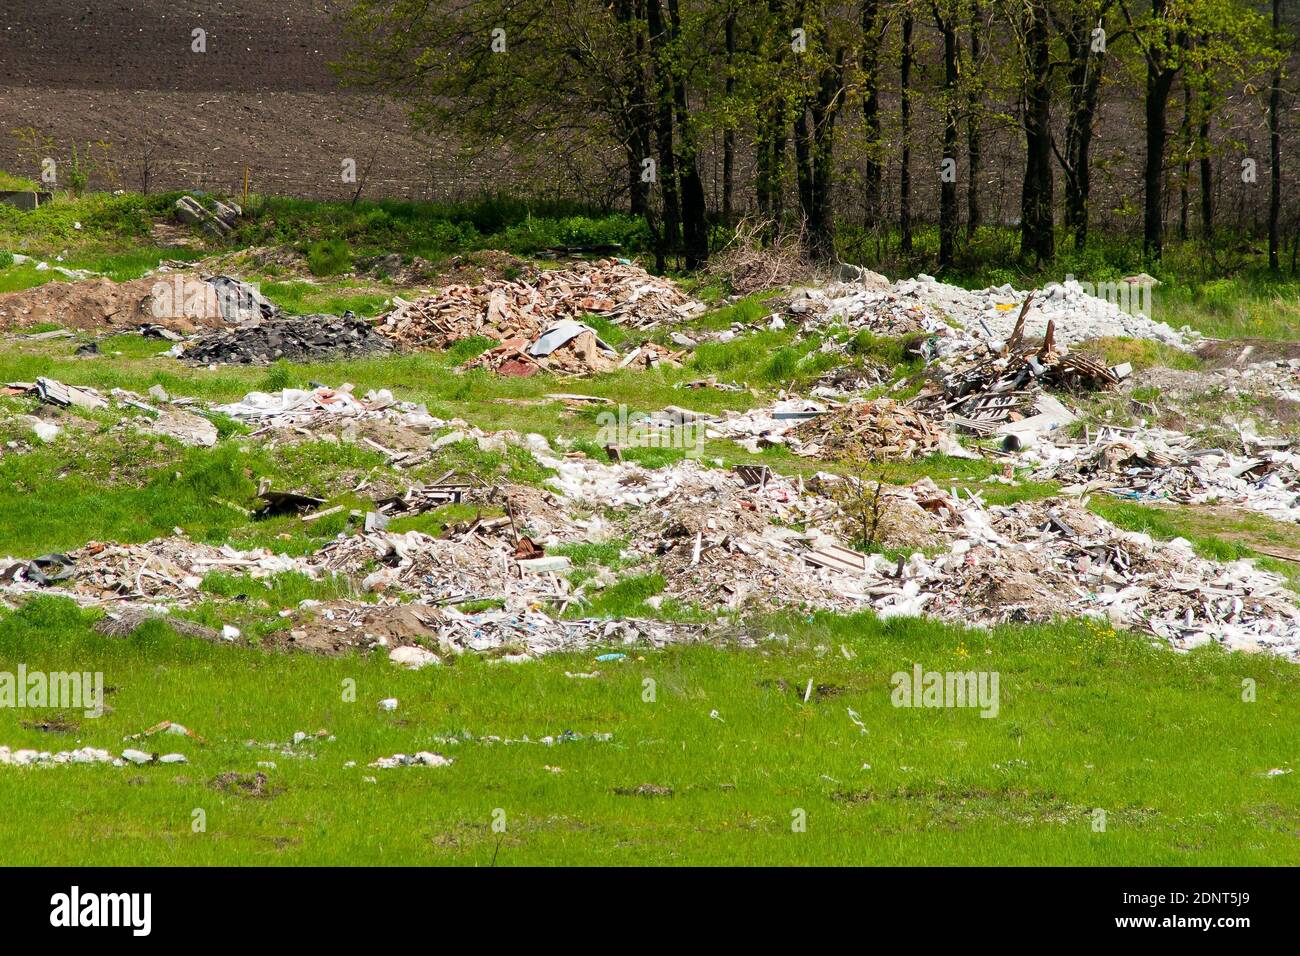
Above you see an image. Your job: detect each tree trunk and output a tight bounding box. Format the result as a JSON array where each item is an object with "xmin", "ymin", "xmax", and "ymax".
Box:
[
  {"xmin": 1268, "ymin": 0, "xmax": 1281, "ymax": 271},
  {"xmin": 900, "ymin": 11, "xmax": 914, "ymax": 254},
  {"xmin": 646, "ymin": 0, "xmax": 680, "ymax": 267},
  {"xmin": 1020, "ymin": 0, "xmax": 1054, "ymax": 264},
  {"xmin": 1142, "ymin": 0, "xmax": 1179, "ymax": 260},
  {"xmin": 615, "ymin": 0, "xmax": 652, "ymax": 221},
  {"xmin": 796, "ymin": 39, "xmax": 843, "ymax": 260},
  {"xmin": 966, "ymin": 0, "xmax": 982, "ymax": 238},
  {"xmin": 1199, "ymin": 85, "xmax": 1213, "ymax": 242},
  {"xmin": 935, "ymin": 3, "xmax": 959, "ymax": 270},
  {"xmin": 1179, "ymin": 78, "xmax": 1191, "ymax": 241},
  {"xmin": 1059, "ymin": 7, "xmax": 1105, "ymax": 251},
  {"xmin": 756, "ymin": 0, "xmax": 788, "ymax": 239},
  {"xmin": 861, "ymin": 1, "xmax": 883, "ymax": 225},
  {"xmin": 722, "ymin": 6, "xmax": 736, "ymax": 227},
  {"xmin": 667, "ymin": 0, "xmax": 708, "ymax": 268}
]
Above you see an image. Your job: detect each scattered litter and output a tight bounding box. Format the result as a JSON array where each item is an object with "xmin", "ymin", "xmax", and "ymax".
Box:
[
  {"xmin": 369, "ymin": 752, "xmax": 453, "ymax": 769},
  {"xmin": 0, "ymin": 745, "xmax": 185, "ymax": 768}
]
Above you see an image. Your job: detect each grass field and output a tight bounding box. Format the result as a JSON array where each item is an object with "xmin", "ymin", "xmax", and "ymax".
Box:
[{"xmin": 1, "ymin": 600, "xmax": 1296, "ymax": 865}]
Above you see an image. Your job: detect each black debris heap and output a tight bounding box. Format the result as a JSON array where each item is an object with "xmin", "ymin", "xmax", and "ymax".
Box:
[{"xmin": 181, "ymin": 313, "xmax": 394, "ymax": 365}]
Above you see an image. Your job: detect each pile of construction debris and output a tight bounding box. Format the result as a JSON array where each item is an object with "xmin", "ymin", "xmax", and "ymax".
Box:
[
  {"xmin": 908, "ymin": 300, "xmax": 1130, "ymax": 438},
  {"xmin": 787, "ymin": 272, "xmax": 1193, "ymax": 349},
  {"xmin": 4, "ymin": 377, "xmax": 218, "ymax": 447},
  {"xmin": 211, "ymin": 385, "xmax": 443, "ymax": 433},
  {"xmin": 787, "ymin": 282, "xmax": 951, "ymax": 337},
  {"xmin": 1018, "ymin": 424, "xmax": 1300, "ymax": 523},
  {"xmin": 537, "ymin": 450, "xmax": 1300, "ymax": 657},
  {"xmin": 181, "ymin": 313, "xmax": 393, "ymax": 365},
  {"xmin": 281, "ymin": 599, "xmax": 708, "ymax": 660},
  {"xmin": 375, "ymin": 261, "xmax": 702, "ymax": 365},
  {"xmin": 790, "ymin": 398, "xmax": 944, "ymax": 461},
  {"xmin": 856, "ymin": 482, "xmax": 1300, "ymax": 658},
  {"xmin": 707, "ymin": 397, "xmax": 970, "ymax": 460},
  {"xmin": 464, "ymin": 321, "xmax": 621, "ymax": 377},
  {"xmin": 0, "ymin": 536, "xmax": 305, "ymax": 606}
]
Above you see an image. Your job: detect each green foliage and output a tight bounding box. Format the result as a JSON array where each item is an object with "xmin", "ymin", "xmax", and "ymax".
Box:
[{"xmin": 306, "ymin": 238, "xmax": 353, "ymax": 277}]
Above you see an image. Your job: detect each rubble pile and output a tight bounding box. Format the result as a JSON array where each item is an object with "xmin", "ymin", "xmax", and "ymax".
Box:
[
  {"xmin": 110, "ymin": 388, "xmax": 219, "ymax": 447},
  {"xmin": 211, "ymin": 385, "xmax": 444, "ymax": 435},
  {"xmin": 181, "ymin": 313, "xmax": 393, "ymax": 365},
  {"xmin": 5, "ymin": 378, "xmax": 218, "ymax": 447},
  {"xmin": 280, "ymin": 596, "xmax": 709, "ymax": 659},
  {"xmin": 706, "ymin": 398, "xmax": 827, "ymax": 454},
  {"xmin": 464, "ymin": 321, "xmax": 621, "ymax": 377},
  {"xmin": 854, "ymin": 483, "xmax": 1300, "ymax": 658},
  {"xmin": 378, "ymin": 260, "xmax": 700, "ymax": 348},
  {"xmin": 317, "ymin": 528, "xmax": 564, "ymax": 607},
  {"xmin": 1133, "ymin": 357, "xmax": 1300, "ymax": 411},
  {"xmin": 794, "ymin": 273, "xmax": 1194, "ymax": 349},
  {"xmin": 0, "ymin": 536, "xmax": 308, "ymax": 606},
  {"xmin": 790, "ymin": 399, "xmax": 944, "ymax": 460},
  {"xmin": 787, "ymin": 284, "xmax": 954, "ymax": 337},
  {"xmin": 908, "ymin": 305, "xmax": 1129, "ymax": 436},
  {"xmin": 1020, "ymin": 426, "xmax": 1300, "ymax": 523},
  {"xmin": 545, "ymin": 456, "xmax": 872, "ymax": 611},
  {"xmin": 707, "ymin": 397, "xmax": 969, "ymax": 460},
  {"xmin": 544, "ymin": 451, "xmax": 1300, "ymax": 656}
]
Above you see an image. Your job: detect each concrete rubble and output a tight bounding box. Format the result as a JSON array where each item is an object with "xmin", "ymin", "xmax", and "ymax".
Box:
[
  {"xmin": 537, "ymin": 452, "xmax": 1300, "ymax": 658},
  {"xmin": 0, "ymin": 536, "xmax": 308, "ymax": 606},
  {"xmin": 3, "ymin": 378, "xmax": 219, "ymax": 447},
  {"xmin": 707, "ymin": 397, "xmax": 971, "ymax": 460}
]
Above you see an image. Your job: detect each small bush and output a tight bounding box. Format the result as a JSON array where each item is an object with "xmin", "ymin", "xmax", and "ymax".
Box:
[{"xmin": 307, "ymin": 239, "xmax": 352, "ymax": 276}]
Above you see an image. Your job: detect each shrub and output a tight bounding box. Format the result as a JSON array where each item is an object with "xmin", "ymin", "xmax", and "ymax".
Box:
[{"xmin": 307, "ymin": 238, "xmax": 352, "ymax": 276}]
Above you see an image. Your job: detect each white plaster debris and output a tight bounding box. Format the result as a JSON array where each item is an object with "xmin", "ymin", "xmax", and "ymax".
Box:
[
  {"xmin": 388, "ymin": 645, "xmax": 439, "ymax": 668},
  {"xmin": 368, "ymin": 751, "xmax": 453, "ymax": 769},
  {"xmin": 1017, "ymin": 424, "xmax": 1300, "ymax": 524},
  {"xmin": 788, "ymin": 273, "xmax": 1194, "ymax": 350},
  {"xmin": 211, "ymin": 384, "xmax": 444, "ymax": 432},
  {"xmin": 0, "ymin": 746, "xmax": 186, "ymax": 767}
]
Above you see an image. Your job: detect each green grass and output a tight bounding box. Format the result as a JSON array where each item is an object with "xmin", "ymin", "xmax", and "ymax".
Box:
[
  {"xmin": 1156, "ymin": 280, "xmax": 1300, "ymax": 342},
  {"xmin": 0, "ymin": 598, "xmax": 1295, "ymax": 865},
  {"xmin": 0, "ymin": 171, "xmax": 39, "ymax": 191},
  {"xmin": 257, "ymin": 280, "xmax": 392, "ymax": 318}
]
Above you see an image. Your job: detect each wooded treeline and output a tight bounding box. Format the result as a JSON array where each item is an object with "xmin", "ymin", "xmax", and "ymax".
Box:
[{"xmin": 339, "ymin": 0, "xmax": 1296, "ymax": 272}]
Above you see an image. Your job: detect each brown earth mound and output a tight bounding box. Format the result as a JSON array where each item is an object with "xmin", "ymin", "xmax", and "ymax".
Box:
[{"xmin": 0, "ymin": 274, "xmax": 227, "ymax": 333}]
